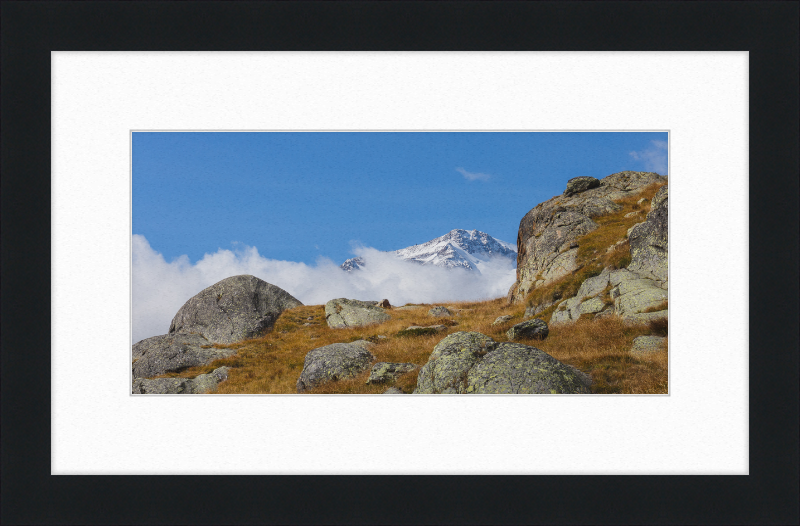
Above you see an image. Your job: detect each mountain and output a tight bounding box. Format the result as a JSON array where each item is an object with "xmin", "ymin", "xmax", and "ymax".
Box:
[{"xmin": 340, "ymin": 229, "xmax": 516, "ymax": 274}]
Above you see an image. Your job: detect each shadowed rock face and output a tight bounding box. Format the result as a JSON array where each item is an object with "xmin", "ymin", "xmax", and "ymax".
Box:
[
  {"xmin": 324, "ymin": 298, "xmax": 391, "ymax": 328},
  {"xmin": 628, "ymin": 185, "xmax": 668, "ymax": 282},
  {"xmin": 296, "ymin": 340, "xmax": 376, "ymax": 392},
  {"xmin": 564, "ymin": 176, "xmax": 600, "ymax": 197},
  {"xmin": 413, "ymin": 332, "xmax": 591, "ymax": 394},
  {"xmin": 169, "ymin": 275, "xmax": 303, "ymax": 344},
  {"xmin": 509, "ymin": 171, "xmax": 667, "ymax": 304},
  {"xmin": 506, "ymin": 318, "xmax": 549, "ymax": 341}
]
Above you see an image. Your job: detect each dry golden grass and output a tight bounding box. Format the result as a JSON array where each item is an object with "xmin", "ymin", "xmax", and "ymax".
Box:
[{"xmin": 159, "ymin": 294, "xmax": 667, "ymax": 394}]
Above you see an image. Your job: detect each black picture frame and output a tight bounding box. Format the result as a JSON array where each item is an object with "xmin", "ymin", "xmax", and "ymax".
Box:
[{"xmin": 2, "ymin": 2, "xmax": 798, "ymax": 524}]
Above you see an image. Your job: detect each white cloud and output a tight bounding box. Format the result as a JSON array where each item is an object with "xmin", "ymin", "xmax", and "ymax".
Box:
[
  {"xmin": 456, "ymin": 167, "xmax": 492, "ymax": 181},
  {"xmin": 629, "ymin": 140, "xmax": 668, "ymax": 175},
  {"xmin": 132, "ymin": 235, "xmax": 516, "ymax": 343}
]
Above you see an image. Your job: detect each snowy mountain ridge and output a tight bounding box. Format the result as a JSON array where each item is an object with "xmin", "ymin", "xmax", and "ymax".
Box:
[{"xmin": 340, "ymin": 229, "xmax": 516, "ymax": 274}]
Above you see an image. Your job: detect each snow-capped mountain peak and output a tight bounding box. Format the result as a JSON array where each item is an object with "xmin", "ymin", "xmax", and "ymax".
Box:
[
  {"xmin": 393, "ymin": 229, "xmax": 516, "ymax": 272},
  {"xmin": 340, "ymin": 229, "xmax": 516, "ymax": 273}
]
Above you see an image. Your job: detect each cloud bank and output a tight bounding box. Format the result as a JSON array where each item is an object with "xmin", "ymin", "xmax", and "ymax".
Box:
[
  {"xmin": 456, "ymin": 167, "xmax": 492, "ymax": 181},
  {"xmin": 133, "ymin": 235, "xmax": 516, "ymax": 343},
  {"xmin": 629, "ymin": 140, "xmax": 668, "ymax": 175}
]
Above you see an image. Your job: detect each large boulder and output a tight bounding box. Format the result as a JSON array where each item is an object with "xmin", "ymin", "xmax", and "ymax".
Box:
[
  {"xmin": 325, "ymin": 298, "xmax": 391, "ymax": 328},
  {"xmin": 296, "ymin": 340, "xmax": 376, "ymax": 392},
  {"xmin": 414, "ymin": 332, "xmax": 591, "ymax": 394},
  {"xmin": 132, "ymin": 366, "xmax": 230, "ymax": 394},
  {"xmin": 506, "ymin": 318, "xmax": 549, "ymax": 340},
  {"xmin": 609, "ymin": 268, "xmax": 668, "ymax": 318},
  {"xmin": 168, "ymin": 275, "xmax": 303, "ymax": 344},
  {"xmin": 414, "ymin": 332, "xmax": 496, "ymax": 394},
  {"xmin": 366, "ymin": 362, "xmax": 418, "ymax": 384},
  {"xmin": 628, "ymin": 185, "xmax": 668, "ymax": 282},
  {"xmin": 465, "ymin": 343, "xmax": 592, "ymax": 394},
  {"xmin": 132, "ymin": 333, "xmax": 236, "ymax": 378},
  {"xmin": 564, "ymin": 176, "xmax": 600, "ymax": 197},
  {"xmin": 508, "ymin": 171, "xmax": 667, "ymax": 304}
]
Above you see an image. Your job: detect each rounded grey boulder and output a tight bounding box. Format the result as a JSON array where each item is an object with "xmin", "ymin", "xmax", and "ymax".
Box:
[
  {"xmin": 492, "ymin": 315, "xmax": 514, "ymax": 326},
  {"xmin": 325, "ymin": 298, "xmax": 391, "ymax": 328},
  {"xmin": 169, "ymin": 275, "xmax": 303, "ymax": 344},
  {"xmin": 428, "ymin": 306, "xmax": 452, "ymax": 318},
  {"xmin": 465, "ymin": 343, "xmax": 592, "ymax": 394},
  {"xmin": 414, "ymin": 332, "xmax": 497, "ymax": 394},
  {"xmin": 506, "ymin": 318, "xmax": 549, "ymax": 341},
  {"xmin": 564, "ymin": 176, "xmax": 600, "ymax": 197},
  {"xmin": 296, "ymin": 340, "xmax": 376, "ymax": 392}
]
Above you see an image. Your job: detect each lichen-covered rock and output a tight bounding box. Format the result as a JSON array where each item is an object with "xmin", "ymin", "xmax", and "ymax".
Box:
[
  {"xmin": 609, "ymin": 269, "xmax": 668, "ymax": 318},
  {"xmin": 132, "ymin": 366, "xmax": 230, "ymax": 394},
  {"xmin": 506, "ymin": 318, "xmax": 549, "ymax": 341},
  {"xmin": 628, "ymin": 185, "xmax": 668, "ymax": 282},
  {"xmin": 296, "ymin": 340, "xmax": 376, "ymax": 392},
  {"xmin": 428, "ymin": 306, "xmax": 453, "ymax": 317},
  {"xmin": 324, "ymin": 298, "xmax": 391, "ymax": 328},
  {"xmin": 132, "ymin": 333, "xmax": 236, "ymax": 378},
  {"xmin": 413, "ymin": 332, "xmax": 496, "ymax": 394},
  {"xmin": 465, "ymin": 343, "xmax": 592, "ymax": 394},
  {"xmin": 509, "ymin": 171, "xmax": 667, "ymax": 304},
  {"xmin": 630, "ymin": 335, "xmax": 667, "ymax": 356},
  {"xmin": 492, "ymin": 315, "xmax": 514, "ymax": 325},
  {"xmin": 548, "ymin": 267, "xmax": 615, "ymax": 324},
  {"xmin": 168, "ymin": 275, "xmax": 302, "ymax": 344},
  {"xmin": 366, "ymin": 362, "xmax": 418, "ymax": 384},
  {"xmin": 564, "ymin": 176, "xmax": 600, "ymax": 197}
]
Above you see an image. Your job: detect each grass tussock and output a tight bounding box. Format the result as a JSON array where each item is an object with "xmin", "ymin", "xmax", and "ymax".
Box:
[{"xmin": 159, "ymin": 294, "xmax": 666, "ymax": 394}]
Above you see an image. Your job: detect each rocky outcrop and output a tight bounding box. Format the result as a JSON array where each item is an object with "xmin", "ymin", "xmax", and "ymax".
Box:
[
  {"xmin": 628, "ymin": 185, "xmax": 668, "ymax": 283},
  {"xmin": 564, "ymin": 176, "xmax": 600, "ymax": 197},
  {"xmin": 630, "ymin": 335, "xmax": 667, "ymax": 356},
  {"xmin": 509, "ymin": 171, "xmax": 666, "ymax": 304},
  {"xmin": 296, "ymin": 340, "xmax": 376, "ymax": 392},
  {"xmin": 169, "ymin": 275, "xmax": 303, "ymax": 344},
  {"xmin": 132, "ymin": 366, "xmax": 230, "ymax": 394},
  {"xmin": 506, "ymin": 318, "xmax": 549, "ymax": 341},
  {"xmin": 413, "ymin": 331, "xmax": 591, "ymax": 394},
  {"xmin": 324, "ymin": 298, "xmax": 391, "ymax": 328},
  {"xmin": 132, "ymin": 333, "xmax": 236, "ymax": 379},
  {"xmin": 428, "ymin": 306, "xmax": 452, "ymax": 317},
  {"xmin": 366, "ymin": 362, "xmax": 418, "ymax": 384},
  {"xmin": 549, "ymin": 266, "xmax": 667, "ymax": 325}
]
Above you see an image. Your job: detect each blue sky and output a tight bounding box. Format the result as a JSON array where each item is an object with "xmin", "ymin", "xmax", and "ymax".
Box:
[
  {"xmin": 132, "ymin": 131, "xmax": 667, "ymax": 340},
  {"xmin": 133, "ymin": 132, "xmax": 667, "ymax": 265}
]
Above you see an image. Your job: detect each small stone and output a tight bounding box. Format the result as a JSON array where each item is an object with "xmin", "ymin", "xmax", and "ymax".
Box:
[
  {"xmin": 492, "ymin": 315, "xmax": 513, "ymax": 325},
  {"xmin": 506, "ymin": 318, "xmax": 549, "ymax": 341},
  {"xmin": 428, "ymin": 306, "xmax": 452, "ymax": 317},
  {"xmin": 630, "ymin": 335, "xmax": 667, "ymax": 356}
]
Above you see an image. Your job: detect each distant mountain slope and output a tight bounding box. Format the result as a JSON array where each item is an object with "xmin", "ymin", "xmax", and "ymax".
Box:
[{"xmin": 340, "ymin": 229, "xmax": 516, "ymax": 274}]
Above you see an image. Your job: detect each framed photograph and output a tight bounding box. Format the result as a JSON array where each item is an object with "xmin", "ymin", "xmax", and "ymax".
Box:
[{"xmin": 2, "ymin": 2, "xmax": 797, "ymax": 524}]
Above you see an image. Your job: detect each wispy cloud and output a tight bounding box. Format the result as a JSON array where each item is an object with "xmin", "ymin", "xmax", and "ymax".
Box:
[
  {"xmin": 133, "ymin": 235, "xmax": 516, "ymax": 344},
  {"xmin": 456, "ymin": 167, "xmax": 492, "ymax": 181},
  {"xmin": 629, "ymin": 140, "xmax": 668, "ymax": 175}
]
